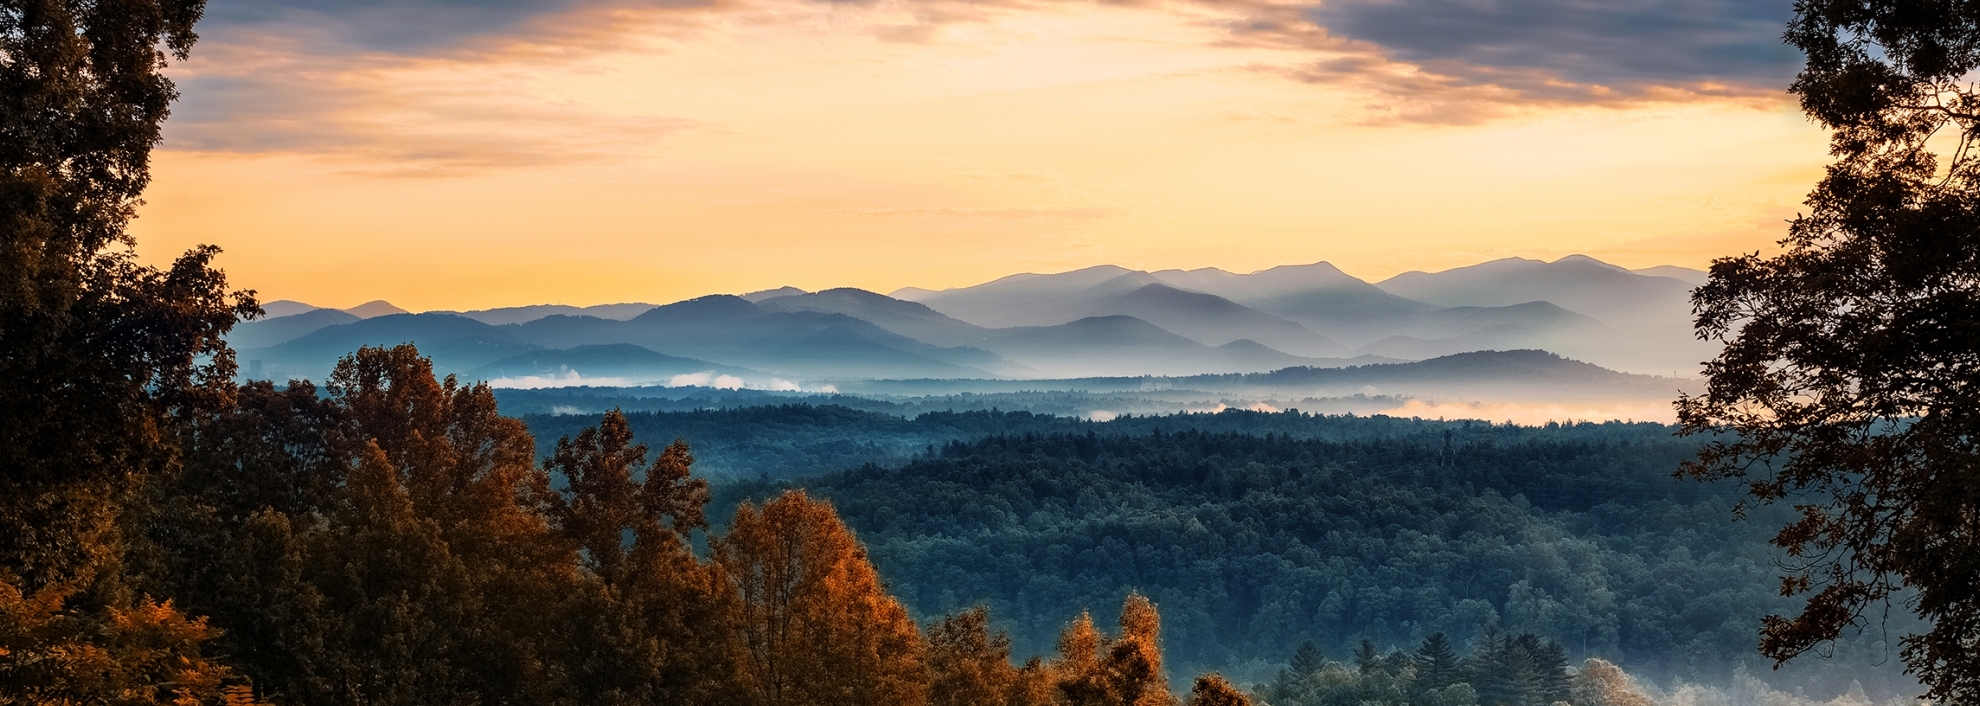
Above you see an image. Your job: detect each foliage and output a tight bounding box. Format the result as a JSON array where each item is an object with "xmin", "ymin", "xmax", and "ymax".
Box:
[
  {"xmin": 0, "ymin": 0, "xmax": 255, "ymax": 700},
  {"xmin": 1188, "ymin": 675, "xmax": 1253, "ymax": 706},
  {"xmin": 1678, "ymin": 0, "xmax": 1980, "ymax": 699},
  {"xmin": 717, "ymin": 490, "xmax": 931, "ymax": 706},
  {"xmin": 0, "ymin": 577, "xmax": 240, "ymax": 705},
  {"xmin": 750, "ymin": 425, "xmax": 1824, "ymax": 685},
  {"xmin": 1256, "ymin": 634, "xmax": 1629, "ymax": 706},
  {"xmin": 524, "ymin": 403, "xmax": 1687, "ymax": 482},
  {"xmin": 0, "ymin": 0, "xmax": 253, "ymax": 592}
]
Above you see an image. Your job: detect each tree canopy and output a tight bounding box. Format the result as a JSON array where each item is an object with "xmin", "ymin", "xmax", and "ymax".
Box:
[{"xmin": 1679, "ymin": 1, "xmax": 1980, "ymax": 700}]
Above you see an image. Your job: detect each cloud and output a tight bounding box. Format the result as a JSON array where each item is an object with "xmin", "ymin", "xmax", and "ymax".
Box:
[
  {"xmin": 486, "ymin": 369, "xmax": 643, "ymax": 388},
  {"xmin": 665, "ymin": 371, "xmax": 748, "ymax": 388},
  {"xmin": 162, "ymin": 38, "xmax": 702, "ymax": 172},
  {"xmin": 199, "ymin": 0, "xmax": 723, "ymax": 55},
  {"xmin": 1305, "ymin": 0, "xmax": 1800, "ymax": 97}
]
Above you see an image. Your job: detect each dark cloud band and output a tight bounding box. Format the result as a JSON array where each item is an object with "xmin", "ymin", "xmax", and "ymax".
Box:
[{"xmin": 1308, "ymin": 0, "xmax": 1801, "ymax": 91}]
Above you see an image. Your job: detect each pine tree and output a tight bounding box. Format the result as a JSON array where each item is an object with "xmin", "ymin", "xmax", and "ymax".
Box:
[
  {"xmin": 1353, "ymin": 639, "xmax": 1381, "ymax": 675},
  {"xmin": 1534, "ymin": 640, "xmax": 1571, "ymax": 705},
  {"xmin": 1288, "ymin": 640, "xmax": 1326, "ymax": 677},
  {"xmin": 1414, "ymin": 632, "xmax": 1462, "ymax": 692}
]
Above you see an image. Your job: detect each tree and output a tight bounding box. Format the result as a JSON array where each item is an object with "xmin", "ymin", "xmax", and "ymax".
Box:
[
  {"xmin": 546, "ymin": 409, "xmax": 709, "ymax": 585},
  {"xmin": 545, "ymin": 409, "xmax": 734, "ymax": 705},
  {"xmin": 1, "ymin": 0, "xmax": 252, "ymax": 593},
  {"xmin": 1101, "ymin": 593, "xmax": 1174, "ymax": 706},
  {"xmin": 1677, "ymin": 1, "xmax": 1980, "ymax": 700},
  {"xmin": 1353, "ymin": 639, "xmax": 1381, "ymax": 675},
  {"xmin": 716, "ymin": 490, "xmax": 929, "ymax": 706},
  {"xmin": 926, "ymin": 606, "xmax": 1018, "ymax": 706},
  {"xmin": 1, "ymin": 0, "xmax": 249, "ymax": 700},
  {"xmin": 0, "ymin": 579, "xmax": 241, "ymax": 705},
  {"xmin": 1414, "ymin": 632, "xmax": 1462, "ymax": 692},
  {"xmin": 1051, "ymin": 594, "xmax": 1175, "ymax": 706},
  {"xmin": 1288, "ymin": 641, "xmax": 1326, "ymax": 678},
  {"xmin": 1567, "ymin": 659, "xmax": 1651, "ymax": 706},
  {"xmin": 1185, "ymin": 675, "xmax": 1251, "ymax": 706}
]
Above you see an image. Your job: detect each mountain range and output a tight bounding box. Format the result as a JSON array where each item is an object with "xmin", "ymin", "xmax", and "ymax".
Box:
[{"xmin": 231, "ymin": 255, "xmax": 1712, "ymax": 388}]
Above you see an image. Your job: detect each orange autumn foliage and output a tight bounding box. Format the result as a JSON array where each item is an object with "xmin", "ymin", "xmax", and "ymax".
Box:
[{"xmin": 717, "ymin": 490, "xmax": 930, "ymax": 706}]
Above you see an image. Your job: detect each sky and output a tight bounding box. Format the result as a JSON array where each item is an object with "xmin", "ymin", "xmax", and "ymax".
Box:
[{"xmin": 130, "ymin": 0, "xmax": 1830, "ymax": 311}]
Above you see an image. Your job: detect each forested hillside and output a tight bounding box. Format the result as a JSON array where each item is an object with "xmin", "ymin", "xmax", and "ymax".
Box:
[{"xmin": 711, "ymin": 421, "xmax": 1915, "ymax": 698}]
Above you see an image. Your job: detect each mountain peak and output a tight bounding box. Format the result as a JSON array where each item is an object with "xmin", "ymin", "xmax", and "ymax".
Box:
[
  {"xmin": 742, "ymin": 286, "xmax": 808, "ymax": 302},
  {"xmin": 261, "ymin": 300, "xmax": 320, "ymax": 318},
  {"xmin": 1552, "ymin": 254, "xmax": 1629, "ymax": 272},
  {"xmin": 345, "ymin": 300, "xmax": 410, "ymax": 319}
]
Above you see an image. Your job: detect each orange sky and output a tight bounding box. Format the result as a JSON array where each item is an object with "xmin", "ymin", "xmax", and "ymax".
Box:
[{"xmin": 129, "ymin": 0, "xmax": 1829, "ymax": 311}]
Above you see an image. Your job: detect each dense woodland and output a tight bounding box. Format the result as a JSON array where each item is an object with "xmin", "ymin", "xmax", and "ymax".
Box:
[
  {"xmin": 708, "ymin": 414, "xmax": 1916, "ymax": 698},
  {"xmin": 6, "ymin": 343, "xmax": 1873, "ymax": 704}
]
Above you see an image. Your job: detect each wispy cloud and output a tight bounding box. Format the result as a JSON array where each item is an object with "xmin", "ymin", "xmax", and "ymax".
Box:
[{"xmin": 163, "ymin": 37, "xmax": 703, "ymax": 173}]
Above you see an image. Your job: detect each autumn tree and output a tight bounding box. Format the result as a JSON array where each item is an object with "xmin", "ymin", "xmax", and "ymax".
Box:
[
  {"xmin": 716, "ymin": 490, "xmax": 929, "ymax": 706},
  {"xmin": 0, "ymin": 581, "xmax": 239, "ymax": 705},
  {"xmin": 1185, "ymin": 675, "xmax": 1251, "ymax": 706},
  {"xmin": 1053, "ymin": 593, "xmax": 1176, "ymax": 706},
  {"xmin": 1567, "ymin": 659, "xmax": 1652, "ymax": 706},
  {"xmin": 140, "ymin": 346, "xmax": 587, "ymax": 704},
  {"xmin": 927, "ymin": 606, "xmax": 1019, "ymax": 706},
  {"xmin": 1677, "ymin": 1, "xmax": 1980, "ymax": 699}
]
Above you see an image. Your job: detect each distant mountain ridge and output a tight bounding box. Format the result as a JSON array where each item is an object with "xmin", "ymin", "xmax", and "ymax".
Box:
[{"xmin": 238, "ymin": 255, "xmax": 1709, "ymax": 384}]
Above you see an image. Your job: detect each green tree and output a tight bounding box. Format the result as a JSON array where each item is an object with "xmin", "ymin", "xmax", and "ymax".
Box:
[
  {"xmin": 1288, "ymin": 640, "xmax": 1326, "ymax": 678},
  {"xmin": 1413, "ymin": 633, "xmax": 1462, "ymax": 692},
  {"xmin": 1678, "ymin": 1, "xmax": 1980, "ymax": 700},
  {"xmin": 1353, "ymin": 639, "xmax": 1380, "ymax": 675}
]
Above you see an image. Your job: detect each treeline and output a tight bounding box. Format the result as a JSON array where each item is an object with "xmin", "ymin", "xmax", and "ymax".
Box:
[
  {"xmin": 520, "ymin": 402, "xmax": 1687, "ymax": 482},
  {"xmin": 1253, "ymin": 634, "xmax": 1655, "ymax": 706},
  {"xmin": 733, "ymin": 426, "xmax": 1820, "ymax": 688},
  {"xmin": 5, "ymin": 344, "xmax": 1268, "ymax": 705}
]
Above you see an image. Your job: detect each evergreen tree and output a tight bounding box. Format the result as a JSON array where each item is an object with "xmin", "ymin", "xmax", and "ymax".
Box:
[
  {"xmin": 1353, "ymin": 639, "xmax": 1381, "ymax": 675},
  {"xmin": 1288, "ymin": 640, "xmax": 1326, "ymax": 677},
  {"xmin": 1533, "ymin": 640, "xmax": 1571, "ymax": 705},
  {"xmin": 1467, "ymin": 634, "xmax": 1519, "ymax": 706},
  {"xmin": 1414, "ymin": 632, "xmax": 1463, "ymax": 692}
]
